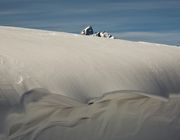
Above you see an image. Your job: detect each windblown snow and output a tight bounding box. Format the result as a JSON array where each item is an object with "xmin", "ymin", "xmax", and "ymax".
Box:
[{"xmin": 0, "ymin": 26, "xmax": 180, "ymax": 140}]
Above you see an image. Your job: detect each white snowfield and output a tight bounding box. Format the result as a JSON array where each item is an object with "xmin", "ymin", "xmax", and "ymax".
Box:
[{"xmin": 0, "ymin": 26, "xmax": 180, "ymax": 140}]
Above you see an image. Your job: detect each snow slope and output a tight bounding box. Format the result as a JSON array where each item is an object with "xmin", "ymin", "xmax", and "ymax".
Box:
[
  {"xmin": 0, "ymin": 26, "xmax": 180, "ymax": 102},
  {"xmin": 0, "ymin": 26, "xmax": 180, "ymax": 140}
]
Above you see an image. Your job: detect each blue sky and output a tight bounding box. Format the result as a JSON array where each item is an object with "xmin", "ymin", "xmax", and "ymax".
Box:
[{"xmin": 0, "ymin": 0, "xmax": 180, "ymax": 45}]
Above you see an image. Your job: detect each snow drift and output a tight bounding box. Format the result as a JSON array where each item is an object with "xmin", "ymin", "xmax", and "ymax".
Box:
[
  {"xmin": 0, "ymin": 26, "xmax": 180, "ymax": 140},
  {"xmin": 1, "ymin": 26, "xmax": 180, "ymax": 102},
  {"xmin": 7, "ymin": 92, "xmax": 180, "ymax": 140}
]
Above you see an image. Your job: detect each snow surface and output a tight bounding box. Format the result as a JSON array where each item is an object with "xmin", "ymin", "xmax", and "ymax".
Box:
[
  {"xmin": 1, "ymin": 26, "xmax": 180, "ymax": 102},
  {"xmin": 8, "ymin": 93, "xmax": 180, "ymax": 140},
  {"xmin": 0, "ymin": 26, "xmax": 180, "ymax": 140}
]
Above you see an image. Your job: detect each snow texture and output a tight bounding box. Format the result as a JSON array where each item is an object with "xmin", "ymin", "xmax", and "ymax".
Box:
[{"xmin": 0, "ymin": 26, "xmax": 180, "ymax": 140}]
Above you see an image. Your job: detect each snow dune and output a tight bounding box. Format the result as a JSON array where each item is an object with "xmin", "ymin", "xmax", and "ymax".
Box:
[
  {"xmin": 0, "ymin": 26, "xmax": 180, "ymax": 140},
  {"xmin": 1, "ymin": 26, "xmax": 180, "ymax": 101}
]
